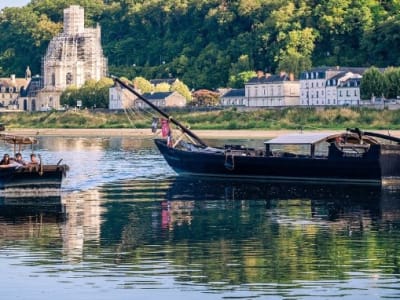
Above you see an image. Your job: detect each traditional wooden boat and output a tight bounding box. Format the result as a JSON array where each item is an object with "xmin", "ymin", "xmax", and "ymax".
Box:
[
  {"xmin": 113, "ymin": 77, "xmax": 400, "ymax": 185},
  {"xmin": 0, "ymin": 134, "xmax": 68, "ymax": 189}
]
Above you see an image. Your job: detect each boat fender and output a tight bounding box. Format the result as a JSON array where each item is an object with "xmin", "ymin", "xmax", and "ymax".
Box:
[{"xmin": 224, "ymin": 152, "xmax": 235, "ymax": 171}]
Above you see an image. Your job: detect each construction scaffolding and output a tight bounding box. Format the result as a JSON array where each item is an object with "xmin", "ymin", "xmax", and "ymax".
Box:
[{"xmin": 42, "ymin": 5, "xmax": 107, "ymax": 90}]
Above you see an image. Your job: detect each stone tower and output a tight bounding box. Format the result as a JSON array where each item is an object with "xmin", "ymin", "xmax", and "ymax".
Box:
[{"xmin": 42, "ymin": 5, "xmax": 107, "ymax": 90}]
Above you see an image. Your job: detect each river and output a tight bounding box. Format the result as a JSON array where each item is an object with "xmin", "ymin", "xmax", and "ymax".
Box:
[{"xmin": 0, "ymin": 136, "xmax": 399, "ymax": 299}]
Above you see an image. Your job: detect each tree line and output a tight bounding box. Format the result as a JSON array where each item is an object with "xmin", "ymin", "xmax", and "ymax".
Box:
[{"xmin": 1, "ymin": 0, "xmax": 400, "ymax": 91}]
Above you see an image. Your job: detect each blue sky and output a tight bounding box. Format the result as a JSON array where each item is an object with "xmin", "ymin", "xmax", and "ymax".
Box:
[{"xmin": 0, "ymin": 0, "xmax": 29, "ymax": 9}]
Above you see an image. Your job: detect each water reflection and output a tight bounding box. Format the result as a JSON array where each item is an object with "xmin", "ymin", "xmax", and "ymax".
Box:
[{"xmin": 1, "ymin": 178, "xmax": 400, "ymax": 299}]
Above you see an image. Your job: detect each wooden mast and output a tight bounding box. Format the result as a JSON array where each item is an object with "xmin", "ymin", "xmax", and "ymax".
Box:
[{"xmin": 112, "ymin": 76, "xmax": 208, "ymax": 148}]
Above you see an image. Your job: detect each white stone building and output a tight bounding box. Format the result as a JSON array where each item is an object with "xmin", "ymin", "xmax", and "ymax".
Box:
[
  {"xmin": 300, "ymin": 67, "xmax": 365, "ymax": 106},
  {"xmin": 24, "ymin": 5, "xmax": 108, "ymax": 111},
  {"xmin": 245, "ymin": 72, "xmax": 299, "ymax": 107}
]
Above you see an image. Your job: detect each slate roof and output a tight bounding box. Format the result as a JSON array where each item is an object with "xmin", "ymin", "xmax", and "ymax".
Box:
[
  {"xmin": 20, "ymin": 76, "xmax": 42, "ymax": 97},
  {"xmin": 0, "ymin": 77, "xmax": 29, "ymax": 93},
  {"xmin": 221, "ymin": 89, "xmax": 245, "ymax": 98},
  {"xmin": 246, "ymin": 74, "xmax": 292, "ymax": 84},
  {"xmin": 150, "ymin": 78, "xmax": 178, "ymax": 86},
  {"xmin": 142, "ymin": 92, "xmax": 174, "ymax": 100},
  {"xmin": 338, "ymin": 77, "xmax": 361, "ymax": 88}
]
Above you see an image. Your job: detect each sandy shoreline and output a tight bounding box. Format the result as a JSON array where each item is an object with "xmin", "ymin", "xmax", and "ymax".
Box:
[
  {"xmin": 2, "ymin": 128, "xmax": 326, "ymax": 139},
  {"xmin": 3, "ymin": 128, "xmax": 400, "ymax": 139}
]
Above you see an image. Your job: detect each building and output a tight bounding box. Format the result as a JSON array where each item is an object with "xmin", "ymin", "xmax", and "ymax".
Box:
[
  {"xmin": 0, "ymin": 69, "xmax": 31, "ymax": 109},
  {"xmin": 337, "ymin": 77, "xmax": 362, "ymax": 106},
  {"xmin": 220, "ymin": 89, "xmax": 246, "ymax": 106},
  {"xmin": 300, "ymin": 67, "xmax": 365, "ymax": 106},
  {"xmin": 35, "ymin": 5, "xmax": 107, "ymax": 111},
  {"xmin": 109, "ymin": 85, "xmax": 137, "ymax": 110},
  {"xmin": 17, "ymin": 74, "xmax": 43, "ymax": 111},
  {"xmin": 109, "ymin": 87, "xmax": 186, "ymax": 110},
  {"xmin": 135, "ymin": 92, "xmax": 186, "ymax": 108},
  {"xmin": 245, "ymin": 72, "xmax": 299, "ymax": 107}
]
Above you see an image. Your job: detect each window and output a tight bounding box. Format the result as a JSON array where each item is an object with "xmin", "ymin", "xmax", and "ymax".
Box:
[{"xmin": 66, "ymin": 72, "xmax": 73, "ymax": 85}]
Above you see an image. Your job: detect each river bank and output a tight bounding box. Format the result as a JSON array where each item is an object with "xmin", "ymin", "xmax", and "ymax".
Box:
[{"xmin": 4, "ymin": 128, "xmax": 400, "ymax": 139}]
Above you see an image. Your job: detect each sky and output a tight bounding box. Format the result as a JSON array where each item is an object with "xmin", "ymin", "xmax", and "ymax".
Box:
[{"xmin": 0, "ymin": 0, "xmax": 30, "ymax": 10}]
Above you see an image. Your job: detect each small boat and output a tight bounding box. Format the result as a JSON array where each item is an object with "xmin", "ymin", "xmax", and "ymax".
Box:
[
  {"xmin": 113, "ymin": 77, "xmax": 400, "ymax": 185},
  {"xmin": 0, "ymin": 134, "xmax": 69, "ymax": 189}
]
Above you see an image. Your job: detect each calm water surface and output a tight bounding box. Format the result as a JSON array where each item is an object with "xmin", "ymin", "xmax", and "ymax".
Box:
[{"xmin": 0, "ymin": 136, "xmax": 399, "ymax": 299}]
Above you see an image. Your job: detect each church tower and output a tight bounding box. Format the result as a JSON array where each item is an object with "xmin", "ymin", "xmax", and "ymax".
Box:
[{"xmin": 42, "ymin": 5, "xmax": 107, "ymax": 90}]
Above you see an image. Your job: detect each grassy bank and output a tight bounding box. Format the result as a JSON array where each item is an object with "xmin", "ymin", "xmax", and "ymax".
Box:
[{"xmin": 1, "ymin": 107, "xmax": 400, "ymax": 130}]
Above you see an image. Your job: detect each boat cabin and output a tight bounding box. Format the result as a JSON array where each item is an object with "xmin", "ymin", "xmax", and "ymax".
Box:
[{"xmin": 264, "ymin": 132, "xmax": 379, "ymax": 159}]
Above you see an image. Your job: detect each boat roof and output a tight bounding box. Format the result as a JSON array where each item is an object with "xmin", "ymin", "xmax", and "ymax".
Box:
[
  {"xmin": 0, "ymin": 134, "xmax": 38, "ymax": 145},
  {"xmin": 266, "ymin": 133, "xmax": 334, "ymax": 145}
]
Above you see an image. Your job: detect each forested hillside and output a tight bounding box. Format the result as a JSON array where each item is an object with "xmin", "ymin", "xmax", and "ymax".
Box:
[{"xmin": 0, "ymin": 0, "xmax": 399, "ymax": 89}]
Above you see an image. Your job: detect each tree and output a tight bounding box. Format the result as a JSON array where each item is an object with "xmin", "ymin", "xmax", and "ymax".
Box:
[
  {"xmin": 383, "ymin": 67, "xmax": 400, "ymax": 99},
  {"xmin": 171, "ymin": 80, "xmax": 192, "ymax": 101},
  {"xmin": 191, "ymin": 89, "xmax": 220, "ymax": 106},
  {"xmin": 276, "ymin": 28, "xmax": 315, "ymax": 78},
  {"xmin": 228, "ymin": 71, "xmax": 256, "ymax": 88},
  {"xmin": 60, "ymin": 78, "xmax": 113, "ymax": 109},
  {"xmin": 360, "ymin": 67, "xmax": 385, "ymax": 100},
  {"xmin": 154, "ymin": 82, "xmax": 170, "ymax": 92},
  {"xmin": 133, "ymin": 77, "xmax": 152, "ymax": 93}
]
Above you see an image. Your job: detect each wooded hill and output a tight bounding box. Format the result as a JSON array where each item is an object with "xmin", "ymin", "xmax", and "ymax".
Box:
[{"xmin": 1, "ymin": 0, "xmax": 399, "ymax": 89}]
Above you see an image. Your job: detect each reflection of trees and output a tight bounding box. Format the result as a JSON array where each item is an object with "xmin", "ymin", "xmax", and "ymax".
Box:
[{"xmin": 101, "ymin": 178, "xmax": 400, "ymax": 285}]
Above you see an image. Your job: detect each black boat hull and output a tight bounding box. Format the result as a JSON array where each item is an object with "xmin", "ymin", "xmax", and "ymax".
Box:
[
  {"xmin": 0, "ymin": 165, "xmax": 68, "ymax": 189},
  {"xmin": 155, "ymin": 139, "xmax": 400, "ymax": 184}
]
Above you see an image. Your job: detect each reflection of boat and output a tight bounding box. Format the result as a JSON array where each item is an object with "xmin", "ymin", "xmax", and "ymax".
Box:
[
  {"xmin": 0, "ymin": 134, "xmax": 69, "ymax": 189},
  {"xmin": 113, "ymin": 77, "xmax": 400, "ymax": 185},
  {"xmin": 164, "ymin": 177, "xmax": 382, "ymax": 202},
  {"xmin": 0, "ymin": 194, "xmax": 65, "ymax": 218},
  {"xmin": 163, "ymin": 177, "xmax": 400, "ymax": 223}
]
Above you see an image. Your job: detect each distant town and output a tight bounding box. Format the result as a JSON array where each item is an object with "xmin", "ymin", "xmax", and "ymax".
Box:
[{"xmin": 0, "ymin": 5, "xmax": 398, "ymax": 113}]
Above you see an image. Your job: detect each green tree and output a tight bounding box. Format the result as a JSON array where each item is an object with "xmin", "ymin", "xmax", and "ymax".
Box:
[
  {"xmin": 228, "ymin": 71, "xmax": 256, "ymax": 88},
  {"xmin": 383, "ymin": 67, "xmax": 400, "ymax": 99},
  {"xmin": 360, "ymin": 67, "xmax": 385, "ymax": 100},
  {"xmin": 60, "ymin": 78, "xmax": 113, "ymax": 109}
]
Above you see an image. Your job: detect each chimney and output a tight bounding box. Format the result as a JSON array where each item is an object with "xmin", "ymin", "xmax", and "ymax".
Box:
[
  {"xmin": 257, "ymin": 70, "xmax": 264, "ymax": 78},
  {"xmin": 265, "ymin": 73, "xmax": 271, "ymax": 78},
  {"xmin": 289, "ymin": 73, "xmax": 295, "ymax": 81},
  {"xmin": 279, "ymin": 71, "xmax": 286, "ymax": 77},
  {"xmin": 10, "ymin": 74, "xmax": 16, "ymax": 84}
]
